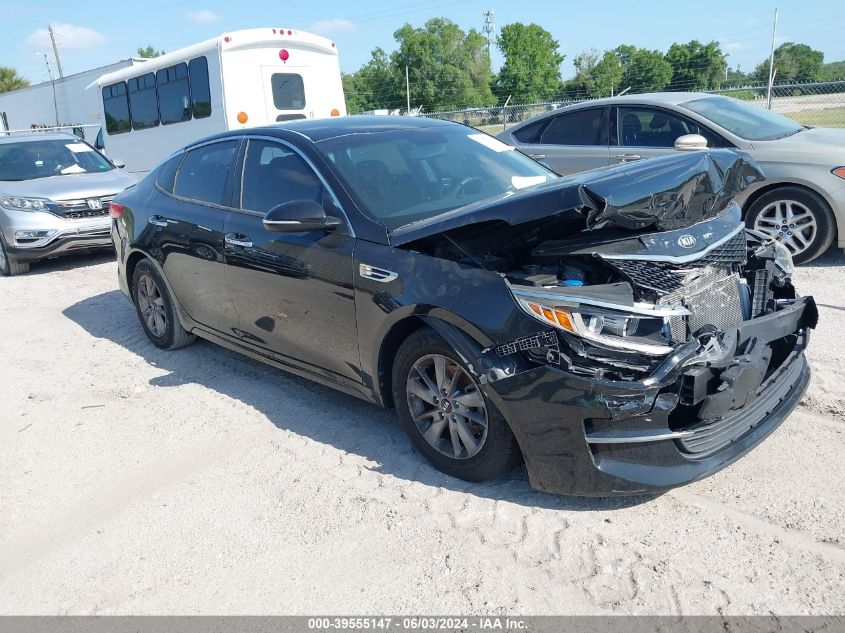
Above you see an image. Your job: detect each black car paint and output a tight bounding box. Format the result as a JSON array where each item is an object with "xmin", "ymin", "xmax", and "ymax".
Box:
[{"xmin": 112, "ymin": 116, "xmax": 815, "ymax": 496}]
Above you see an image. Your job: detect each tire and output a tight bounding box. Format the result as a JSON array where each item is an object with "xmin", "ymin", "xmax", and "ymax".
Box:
[
  {"xmin": 745, "ymin": 186, "xmax": 836, "ymax": 265},
  {"xmin": 131, "ymin": 259, "xmax": 195, "ymax": 350},
  {"xmin": 0, "ymin": 233, "xmax": 30, "ymax": 277},
  {"xmin": 392, "ymin": 327, "xmax": 522, "ymax": 481}
]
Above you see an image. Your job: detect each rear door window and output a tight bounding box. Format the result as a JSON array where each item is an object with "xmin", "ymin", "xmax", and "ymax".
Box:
[
  {"xmin": 173, "ymin": 141, "xmax": 238, "ymax": 206},
  {"xmin": 270, "ymin": 74, "xmax": 305, "ymax": 110},
  {"xmin": 540, "ymin": 108, "xmax": 608, "ymax": 146}
]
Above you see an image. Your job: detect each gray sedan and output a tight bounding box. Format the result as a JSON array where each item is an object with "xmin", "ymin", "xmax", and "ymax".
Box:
[
  {"xmin": 498, "ymin": 93, "xmax": 845, "ymax": 263},
  {"xmin": 0, "ymin": 133, "xmax": 137, "ymax": 275}
]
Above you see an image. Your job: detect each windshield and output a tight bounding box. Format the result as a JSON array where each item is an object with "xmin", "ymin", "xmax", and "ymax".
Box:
[
  {"xmin": 680, "ymin": 96, "xmax": 804, "ymax": 141},
  {"xmin": 317, "ymin": 127, "xmax": 557, "ymax": 230},
  {"xmin": 0, "ymin": 139, "xmax": 113, "ymax": 181}
]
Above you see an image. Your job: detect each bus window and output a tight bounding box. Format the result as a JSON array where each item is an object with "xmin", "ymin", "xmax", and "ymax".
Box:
[
  {"xmin": 270, "ymin": 74, "xmax": 305, "ymax": 110},
  {"xmin": 128, "ymin": 73, "xmax": 159, "ymax": 130},
  {"xmin": 189, "ymin": 57, "xmax": 212, "ymax": 119},
  {"xmin": 103, "ymin": 82, "xmax": 130, "ymax": 134},
  {"xmin": 157, "ymin": 63, "xmax": 191, "ymax": 125}
]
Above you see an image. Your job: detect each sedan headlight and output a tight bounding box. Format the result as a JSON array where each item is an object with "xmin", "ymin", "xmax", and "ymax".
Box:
[
  {"xmin": 0, "ymin": 195, "xmax": 49, "ymax": 211},
  {"xmin": 512, "ymin": 289, "xmax": 682, "ymax": 356}
]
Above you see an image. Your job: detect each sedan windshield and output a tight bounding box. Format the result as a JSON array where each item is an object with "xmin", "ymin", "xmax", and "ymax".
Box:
[
  {"xmin": 680, "ymin": 96, "xmax": 804, "ymax": 141},
  {"xmin": 0, "ymin": 139, "xmax": 113, "ymax": 181},
  {"xmin": 317, "ymin": 127, "xmax": 557, "ymax": 230}
]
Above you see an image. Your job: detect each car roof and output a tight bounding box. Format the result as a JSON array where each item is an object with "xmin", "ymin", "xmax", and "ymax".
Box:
[
  {"xmin": 0, "ymin": 133, "xmax": 83, "ymax": 145},
  {"xmin": 568, "ymin": 92, "xmax": 715, "ymax": 108},
  {"xmin": 244, "ymin": 115, "xmax": 459, "ymax": 143}
]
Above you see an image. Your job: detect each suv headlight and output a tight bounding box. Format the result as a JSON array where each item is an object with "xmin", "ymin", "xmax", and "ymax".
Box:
[
  {"xmin": 0, "ymin": 195, "xmax": 49, "ymax": 211},
  {"xmin": 512, "ymin": 289, "xmax": 684, "ymax": 356},
  {"xmin": 772, "ymin": 240, "xmax": 794, "ymax": 276}
]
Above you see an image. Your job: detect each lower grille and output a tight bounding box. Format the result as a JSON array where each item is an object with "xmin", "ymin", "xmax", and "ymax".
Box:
[{"xmin": 65, "ymin": 209, "xmax": 109, "ymax": 219}]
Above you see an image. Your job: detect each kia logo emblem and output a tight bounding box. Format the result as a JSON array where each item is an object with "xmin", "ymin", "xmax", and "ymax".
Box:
[{"xmin": 678, "ymin": 234, "xmax": 697, "ymax": 248}]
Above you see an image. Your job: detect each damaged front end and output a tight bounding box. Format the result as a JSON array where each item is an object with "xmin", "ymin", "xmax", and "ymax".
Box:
[{"xmin": 399, "ymin": 150, "xmax": 817, "ymax": 495}]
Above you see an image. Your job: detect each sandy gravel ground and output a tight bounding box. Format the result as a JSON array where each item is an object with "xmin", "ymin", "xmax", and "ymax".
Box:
[{"xmin": 1, "ymin": 249, "xmax": 844, "ymax": 615}]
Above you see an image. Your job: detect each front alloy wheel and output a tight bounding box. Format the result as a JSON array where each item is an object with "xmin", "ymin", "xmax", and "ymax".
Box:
[
  {"xmin": 392, "ymin": 327, "xmax": 522, "ymax": 482},
  {"xmin": 753, "ymin": 200, "xmax": 817, "ymax": 258},
  {"xmin": 406, "ymin": 354, "xmax": 488, "ymax": 459},
  {"xmin": 745, "ymin": 186, "xmax": 835, "ymax": 264}
]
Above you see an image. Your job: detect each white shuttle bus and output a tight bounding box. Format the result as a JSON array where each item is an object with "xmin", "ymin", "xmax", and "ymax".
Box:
[{"xmin": 95, "ymin": 28, "xmax": 346, "ymax": 175}]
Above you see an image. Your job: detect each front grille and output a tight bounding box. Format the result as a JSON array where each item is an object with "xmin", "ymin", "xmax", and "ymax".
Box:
[
  {"xmin": 699, "ymin": 230, "xmax": 747, "ymax": 264},
  {"xmin": 52, "ymin": 195, "xmax": 114, "ymax": 220}
]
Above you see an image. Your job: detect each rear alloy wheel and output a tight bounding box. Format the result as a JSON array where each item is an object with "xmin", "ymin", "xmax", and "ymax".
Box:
[
  {"xmin": 0, "ymin": 233, "xmax": 30, "ymax": 277},
  {"xmin": 131, "ymin": 259, "xmax": 195, "ymax": 350},
  {"xmin": 392, "ymin": 328, "xmax": 522, "ymax": 481},
  {"xmin": 746, "ymin": 187, "xmax": 835, "ymax": 264}
]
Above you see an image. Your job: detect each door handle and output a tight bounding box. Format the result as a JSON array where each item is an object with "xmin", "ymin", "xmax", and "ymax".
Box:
[
  {"xmin": 148, "ymin": 215, "xmax": 168, "ymax": 227},
  {"xmin": 225, "ymin": 233, "xmax": 253, "ymax": 249},
  {"xmin": 528, "ymin": 153, "xmax": 546, "ymax": 160},
  {"xmin": 615, "ymin": 154, "xmax": 642, "ymax": 161}
]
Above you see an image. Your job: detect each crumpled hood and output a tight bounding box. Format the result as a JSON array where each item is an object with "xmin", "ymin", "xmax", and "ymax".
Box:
[
  {"xmin": 0, "ymin": 169, "xmax": 138, "ymax": 202},
  {"xmin": 389, "ymin": 149, "xmax": 764, "ymax": 246}
]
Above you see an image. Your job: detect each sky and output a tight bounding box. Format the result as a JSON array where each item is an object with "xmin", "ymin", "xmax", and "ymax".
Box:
[{"xmin": 3, "ymin": 0, "xmax": 844, "ymax": 86}]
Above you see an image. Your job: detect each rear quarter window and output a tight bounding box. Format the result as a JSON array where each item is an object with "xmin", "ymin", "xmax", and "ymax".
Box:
[{"xmin": 156, "ymin": 153, "xmax": 184, "ymax": 193}]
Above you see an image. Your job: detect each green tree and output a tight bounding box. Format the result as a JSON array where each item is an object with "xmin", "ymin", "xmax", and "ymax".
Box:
[
  {"xmin": 343, "ymin": 48, "xmax": 400, "ymax": 112},
  {"xmin": 392, "ymin": 18, "xmax": 494, "ymax": 111},
  {"xmin": 570, "ymin": 50, "xmax": 623, "ymax": 98},
  {"xmin": 614, "ymin": 45, "xmax": 673, "ymax": 93},
  {"xmin": 822, "ymin": 60, "xmax": 845, "ymax": 81},
  {"xmin": 137, "ymin": 45, "xmax": 165, "ymax": 59},
  {"xmin": 495, "ymin": 23, "xmax": 564, "ymax": 103},
  {"xmin": 665, "ymin": 40, "xmax": 727, "ymax": 90},
  {"xmin": 753, "ymin": 43, "xmax": 824, "ymax": 84},
  {"xmin": 725, "ymin": 65, "xmax": 749, "ymax": 86},
  {"xmin": 0, "ymin": 66, "xmax": 29, "ymax": 93}
]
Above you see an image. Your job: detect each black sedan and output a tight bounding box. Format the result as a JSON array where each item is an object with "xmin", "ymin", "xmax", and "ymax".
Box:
[{"xmin": 109, "ymin": 116, "xmax": 816, "ymax": 496}]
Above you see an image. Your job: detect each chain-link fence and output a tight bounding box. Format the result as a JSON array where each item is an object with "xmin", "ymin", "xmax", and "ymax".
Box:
[
  {"xmin": 0, "ymin": 124, "xmax": 102, "ymax": 146},
  {"xmin": 419, "ymin": 80, "xmax": 845, "ymax": 133}
]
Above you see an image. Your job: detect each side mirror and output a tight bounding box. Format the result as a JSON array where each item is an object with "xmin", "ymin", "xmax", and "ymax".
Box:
[
  {"xmin": 674, "ymin": 134, "xmax": 708, "ymax": 152},
  {"xmin": 112, "ymin": 158, "xmax": 126, "ymax": 169},
  {"xmin": 263, "ymin": 199, "xmax": 341, "ymax": 232}
]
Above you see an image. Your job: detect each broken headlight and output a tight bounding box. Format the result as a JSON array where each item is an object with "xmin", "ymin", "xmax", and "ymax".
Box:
[
  {"xmin": 772, "ymin": 240, "xmax": 794, "ymax": 276},
  {"xmin": 512, "ymin": 289, "xmax": 681, "ymax": 356}
]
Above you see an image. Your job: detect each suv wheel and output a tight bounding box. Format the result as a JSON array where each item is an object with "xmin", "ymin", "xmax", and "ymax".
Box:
[
  {"xmin": 0, "ymin": 233, "xmax": 30, "ymax": 277},
  {"xmin": 746, "ymin": 187, "xmax": 835, "ymax": 264},
  {"xmin": 131, "ymin": 259, "xmax": 195, "ymax": 350},
  {"xmin": 392, "ymin": 327, "xmax": 522, "ymax": 481}
]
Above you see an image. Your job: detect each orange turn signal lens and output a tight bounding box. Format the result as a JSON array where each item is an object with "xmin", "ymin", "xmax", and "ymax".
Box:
[
  {"xmin": 237, "ymin": 112, "xmax": 248, "ymax": 124},
  {"xmin": 525, "ymin": 302, "xmax": 575, "ymax": 332},
  {"xmin": 833, "ymin": 167, "xmax": 845, "ymax": 180},
  {"xmin": 330, "ymin": 108, "xmax": 340, "ymax": 117},
  {"xmin": 553, "ymin": 309, "xmax": 575, "ymax": 331}
]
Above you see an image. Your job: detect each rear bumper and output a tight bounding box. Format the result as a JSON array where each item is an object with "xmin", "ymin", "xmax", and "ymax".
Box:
[{"xmin": 485, "ymin": 296, "xmax": 815, "ymax": 496}]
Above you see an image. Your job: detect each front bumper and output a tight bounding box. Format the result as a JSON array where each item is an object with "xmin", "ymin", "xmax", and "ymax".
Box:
[
  {"xmin": 485, "ymin": 296, "xmax": 815, "ymax": 496},
  {"xmin": 3, "ymin": 221, "xmax": 112, "ymax": 263}
]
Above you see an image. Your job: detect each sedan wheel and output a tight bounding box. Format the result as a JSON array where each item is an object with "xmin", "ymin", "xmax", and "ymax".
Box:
[
  {"xmin": 131, "ymin": 259, "xmax": 195, "ymax": 350},
  {"xmin": 137, "ymin": 273, "xmax": 167, "ymax": 337},
  {"xmin": 392, "ymin": 327, "xmax": 522, "ymax": 482},
  {"xmin": 753, "ymin": 200, "xmax": 817, "ymax": 258},
  {"xmin": 406, "ymin": 353, "xmax": 488, "ymax": 460},
  {"xmin": 745, "ymin": 186, "xmax": 835, "ymax": 265}
]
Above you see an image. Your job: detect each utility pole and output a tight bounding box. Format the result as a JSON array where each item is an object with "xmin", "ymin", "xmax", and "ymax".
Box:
[
  {"xmin": 482, "ymin": 10, "xmax": 496, "ymax": 59},
  {"xmin": 766, "ymin": 8, "xmax": 778, "ymax": 110},
  {"xmin": 48, "ymin": 24, "xmax": 64, "ymax": 79},
  {"xmin": 38, "ymin": 52, "xmax": 59, "ymax": 127},
  {"xmin": 405, "ymin": 65, "xmax": 411, "ymax": 115}
]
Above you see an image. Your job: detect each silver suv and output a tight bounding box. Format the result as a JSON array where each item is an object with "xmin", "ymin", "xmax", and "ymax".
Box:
[{"xmin": 0, "ymin": 133, "xmax": 137, "ymax": 275}]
